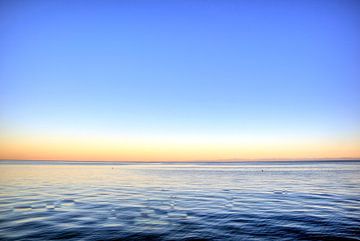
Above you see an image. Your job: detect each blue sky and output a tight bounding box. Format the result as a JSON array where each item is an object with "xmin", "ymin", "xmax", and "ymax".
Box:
[{"xmin": 1, "ymin": 0, "xmax": 359, "ymax": 161}]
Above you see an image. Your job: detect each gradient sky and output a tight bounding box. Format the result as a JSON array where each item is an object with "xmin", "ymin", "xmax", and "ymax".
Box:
[{"xmin": 1, "ymin": 0, "xmax": 359, "ymax": 161}]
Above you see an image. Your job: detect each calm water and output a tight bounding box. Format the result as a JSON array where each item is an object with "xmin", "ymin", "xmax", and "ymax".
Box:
[{"xmin": 0, "ymin": 161, "xmax": 359, "ymax": 241}]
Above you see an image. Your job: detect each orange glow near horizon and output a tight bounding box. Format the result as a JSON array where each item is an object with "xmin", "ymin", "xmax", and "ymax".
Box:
[{"xmin": 1, "ymin": 131, "xmax": 359, "ymax": 162}]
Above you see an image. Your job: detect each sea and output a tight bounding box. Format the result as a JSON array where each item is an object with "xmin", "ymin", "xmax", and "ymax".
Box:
[{"xmin": 0, "ymin": 160, "xmax": 359, "ymax": 241}]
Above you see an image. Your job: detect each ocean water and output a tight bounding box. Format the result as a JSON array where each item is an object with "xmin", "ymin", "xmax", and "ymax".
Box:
[{"xmin": 0, "ymin": 161, "xmax": 359, "ymax": 241}]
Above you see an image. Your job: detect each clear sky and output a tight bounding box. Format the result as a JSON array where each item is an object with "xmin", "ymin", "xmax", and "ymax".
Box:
[{"xmin": 1, "ymin": 0, "xmax": 359, "ymax": 161}]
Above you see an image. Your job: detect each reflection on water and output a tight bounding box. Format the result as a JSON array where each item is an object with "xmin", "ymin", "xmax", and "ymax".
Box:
[{"xmin": 0, "ymin": 161, "xmax": 359, "ymax": 240}]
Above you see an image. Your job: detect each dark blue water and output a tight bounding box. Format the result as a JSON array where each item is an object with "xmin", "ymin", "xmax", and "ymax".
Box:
[{"xmin": 0, "ymin": 161, "xmax": 359, "ymax": 240}]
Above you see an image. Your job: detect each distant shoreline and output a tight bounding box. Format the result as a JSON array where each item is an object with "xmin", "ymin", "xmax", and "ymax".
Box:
[{"xmin": 1, "ymin": 159, "xmax": 360, "ymax": 165}]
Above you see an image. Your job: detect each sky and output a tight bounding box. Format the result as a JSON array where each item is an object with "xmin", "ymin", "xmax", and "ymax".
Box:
[{"xmin": 0, "ymin": 0, "xmax": 359, "ymax": 162}]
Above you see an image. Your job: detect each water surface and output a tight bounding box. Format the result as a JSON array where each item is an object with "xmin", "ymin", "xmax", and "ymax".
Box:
[{"xmin": 0, "ymin": 161, "xmax": 359, "ymax": 240}]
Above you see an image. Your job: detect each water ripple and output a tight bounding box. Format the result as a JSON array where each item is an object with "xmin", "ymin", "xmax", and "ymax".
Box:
[{"xmin": 0, "ymin": 161, "xmax": 360, "ymax": 240}]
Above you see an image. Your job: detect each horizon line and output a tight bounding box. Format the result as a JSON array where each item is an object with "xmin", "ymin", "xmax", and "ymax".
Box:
[{"xmin": 1, "ymin": 157, "xmax": 360, "ymax": 163}]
